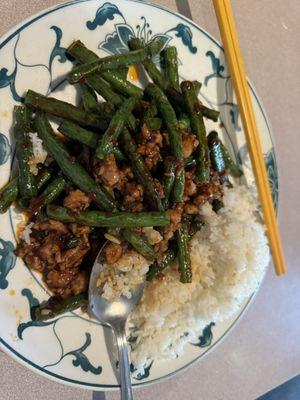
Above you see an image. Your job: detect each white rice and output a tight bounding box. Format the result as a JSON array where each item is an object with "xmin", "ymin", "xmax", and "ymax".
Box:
[
  {"xmin": 28, "ymin": 132, "xmax": 48, "ymax": 175},
  {"xmin": 98, "ymin": 251, "xmax": 150, "ymax": 301},
  {"xmin": 19, "ymin": 222, "xmax": 34, "ymax": 244},
  {"xmin": 127, "ymin": 185, "xmax": 270, "ymax": 375}
]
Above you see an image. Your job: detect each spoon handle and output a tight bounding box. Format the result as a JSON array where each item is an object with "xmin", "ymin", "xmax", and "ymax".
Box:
[{"xmin": 114, "ymin": 322, "xmax": 133, "ymax": 400}]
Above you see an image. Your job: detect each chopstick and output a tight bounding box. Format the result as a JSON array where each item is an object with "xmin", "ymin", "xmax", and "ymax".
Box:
[{"xmin": 212, "ymin": 0, "xmax": 286, "ymax": 275}]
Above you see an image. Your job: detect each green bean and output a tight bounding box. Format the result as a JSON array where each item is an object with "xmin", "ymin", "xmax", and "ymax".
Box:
[
  {"xmin": 145, "ymin": 83, "xmax": 185, "ymax": 202},
  {"xmin": 147, "ymin": 218, "xmax": 203, "ymax": 281},
  {"xmin": 68, "ymin": 38, "xmax": 164, "ymax": 83},
  {"xmin": 34, "ymin": 113, "xmax": 117, "ymax": 211},
  {"xmin": 58, "ymin": 121, "xmax": 126, "ymax": 161},
  {"xmin": 141, "ymin": 101, "xmax": 160, "ymax": 130},
  {"xmin": 36, "ymin": 169, "xmax": 53, "ymax": 191},
  {"xmin": 128, "ymin": 38, "xmax": 167, "ymax": 91},
  {"xmin": 17, "ymin": 168, "xmax": 54, "ymax": 210},
  {"xmin": 30, "ymin": 177, "xmax": 66, "ymax": 215},
  {"xmin": 144, "ymin": 117, "xmax": 162, "ymax": 131},
  {"xmin": 120, "ymin": 128, "xmax": 164, "ymax": 211},
  {"xmin": 192, "ymin": 80, "xmax": 202, "ymax": 96},
  {"xmin": 176, "ymin": 221, "xmax": 192, "ymax": 283},
  {"xmin": 46, "ymin": 205, "xmax": 169, "ymax": 228},
  {"xmin": 81, "ymin": 83, "xmax": 98, "ymax": 113},
  {"xmin": 127, "ymin": 39, "xmax": 217, "ymax": 123},
  {"xmin": 178, "ymin": 112, "xmax": 191, "ymax": 131},
  {"xmin": 220, "ymin": 143, "xmax": 243, "ymax": 177},
  {"xmin": 15, "ymin": 107, "xmax": 38, "ymax": 199},
  {"xmin": 67, "ymin": 40, "xmax": 100, "ymax": 63},
  {"xmin": 207, "ymin": 131, "xmax": 226, "ymax": 175},
  {"xmin": 67, "ymin": 41, "xmax": 137, "ymax": 132},
  {"xmin": 86, "ymin": 74, "xmax": 124, "ymax": 106},
  {"xmin": 67, "ymin": 41, "xmax": 123, "ymax": 105},
  {"xmin": 100, "ymin": 71, "xmax": 143, "ymax": 98},
  {"xmin": 181, "ymin": 81, "xmax": 210, "ymax": 182},
  {"xmin": 122, "ymin": 229, "xmax": 157, "ymax": 260},
  {"xmin": 202, "ymin": 107, "xmax": 219, "ymax": 122},
  {"xmin": 33, "ymin": 294, "xmax": 88, "ymax": 321},
  {"xmin": 96, "ymin": 96, "xmax": 138, "ymax": 159},
  {"xmin": 81, "ymin": 85, "xmax": 115, "ymax": 117},
  {"xmin": 25, "ymin": 90, "xmax": 107, "ymax": 130},
  {"xmin": 141, "ymin": 100, "xmax": 158, "ymax": 120},
  {"xmin": 164, "ymin": 46, "xmax": 180, "ymax": 91},
  {"xmin": 0, "ymin": 177, "xmax": 18, "ymax": 214},
  {"xmin": 165, "ymin": 85, "xmax": 219, "ymax": 121},
  {"xmin": 118, "ymin": 66, "xmax": 129, "ymax": 80},
  {"xmin": 162, "ymin": 157, "xmax": 176, "ymax": 209},
  {"xmin": 146, "ymin": 249, "xmax": 176, "ymax": 281},
  {"xmin": 35, "ymin": 113, "xmax": 155, "ymax": 256},
  {"xmin": 58, "ymin": 120, "xmax": 99, "ymax": 148}
]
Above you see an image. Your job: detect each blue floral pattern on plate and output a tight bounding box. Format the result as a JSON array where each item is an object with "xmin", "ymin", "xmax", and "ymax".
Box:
[
  {"xmin": 0, "ymin": 238, "xmax": 16, "ymax": 290},
  {"xmin": 88, "ymin": 2, "xmax": 197, "ymax": 58}
]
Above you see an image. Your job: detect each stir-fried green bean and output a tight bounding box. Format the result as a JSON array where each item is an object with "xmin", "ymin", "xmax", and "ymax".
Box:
[
  {"xmin": 81, "ymin": 83, "xmax": 115, "ymax": 116},
  {"xmin": 178, "ymin": 112, "xmax": 191, "ymax": 131},
  {"xmin": 68, "ymin": 38, "xmax": 164, "ymax": 83},
  {"xmin": 122, "ymin": 229, "xmax": 157, "ymax": 260},
  {"xmin": 181, "ymin": 81, "xmax": 210, "ymax": 183},
  {"xmin": 192, "ymin": 80, "xmax": 202, "ymax": 96},
  {"xmin": 35, "ymin": 113, "xmax": 117, "ymax": 211},
  {"xmin": 81, "ymin": 83, "xmax": 98, "ymax": 113},
  {"xmin": 207, "ymin": 131, "xmax": 226, "ymax": 175},
  {"xmin": 0, "ymin": 177, "xmax": 18, "ymax": 214},
  {"xmin": 164, "ymin": 46, "xmax": 180, "ymax": 91},
  {"xmin": 100, "ymin": 71, "xmax": 143, "ymax": 98},
  {"xmin": 128, "ymin": 37, "xmax": 167, "ymax": 91},
  {"xmin": 96, "ymin": 96, "xmax": 138, "ymax": 159},
  {"xmin": 176, "ymin": 221, "xmax": 192, "ymax": 283},
  {"xmin": 46, "ymin": 205, "xmax": 169, "ymax": 228},
  {"xmin": 86, "ymin": 74, "xmax": 124, "ymax": 107},
  {"xmin": 30, "ymin": 177, "xmax": 66, "ymax": 215},
  {"xmin": 145, "ymin": 83, "xmax": 185, "ymax": 202},
  {"xmin": 118, "ymin": 66, "xmax": 129, "ymax": 80},
  {"xmin": 146, "ymin": 249, "xmax": 176, "ymax": 281},
  {"xmin": 33, "ymin": 294, "xmax": 88, "ymax": 321},
  {"xmin": 144, "ymin": 117, "xmax": 162, "ymax": 131},
  {"xmin": 58, "ymin": 120, "xmax": 126, "ymax": 161},
  {"xmin": 120, "ymin": 129, "xmax": 164, "ymax": 211},
  {"xmin": 66, "ymin": 41, "xmax": 137, "ymax": 132},
  {"xmin": 59, "ymin": 120, "xmax": 99, "ymax": 148},
  {"xmin": 162, "ymin": 157, "xmax": 176, "ymax": 209},
  {"xmin": 15, "ymin": 106, "xmax": 38, "ymax": 199},
  {"xmin": 25, "ymin": 90, "xmax": 107, "ymax": 130},
  {"xmin": 220, "ymin": 143, "xmax": 243, "ymax": 178}
]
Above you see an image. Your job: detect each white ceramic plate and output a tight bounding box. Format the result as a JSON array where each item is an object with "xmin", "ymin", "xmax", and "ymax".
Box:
[{"xmin": 0, "ymin": 0, "xmax": 278, "ymax": 390}]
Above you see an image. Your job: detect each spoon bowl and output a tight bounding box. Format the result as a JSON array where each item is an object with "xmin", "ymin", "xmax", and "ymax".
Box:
[{"xmin": 89, "ymin": 242, "xmax": 145, "ymax": 399}]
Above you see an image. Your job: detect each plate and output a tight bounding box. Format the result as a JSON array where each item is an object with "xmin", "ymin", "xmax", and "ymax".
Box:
[{"xmin": 0, "ymin": 0, "xmax": 277, "ymax": 390}]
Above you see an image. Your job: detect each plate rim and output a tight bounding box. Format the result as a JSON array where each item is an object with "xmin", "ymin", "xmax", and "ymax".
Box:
[{"xmin": 0, "ymin": 0, "xmax": 276, "ymax": 390}]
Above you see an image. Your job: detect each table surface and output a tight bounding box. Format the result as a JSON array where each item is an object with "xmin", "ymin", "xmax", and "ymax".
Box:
[{"xmin": 0, "ymin": 1, "xmax": 299, "ymax": 399}]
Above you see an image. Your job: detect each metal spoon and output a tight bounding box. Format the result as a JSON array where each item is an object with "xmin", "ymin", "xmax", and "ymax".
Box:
[{"xmin": 89, "ymin": 244, "xmax": 145, "ymax": 400}]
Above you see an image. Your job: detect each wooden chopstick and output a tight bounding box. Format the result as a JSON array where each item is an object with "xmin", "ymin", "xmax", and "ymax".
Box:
[{"xmin": 212, "ymin": 0, "xmax": 286, "ymax": 275}]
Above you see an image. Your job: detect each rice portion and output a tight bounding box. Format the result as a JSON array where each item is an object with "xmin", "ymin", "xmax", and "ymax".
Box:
[
  {"xmin": 128, "ymin": 185, "xmax": 270, "ymax": 374},
  {"xmin": 28, "ymin": 132, "xmax": 48, "ymax": 175},
  {"xmin": 18, "ymin": 222, "xmax": 34, "ymax": 244},
  {"xmin": 98, "ymin": 250, "xmax": 150, "ymax": 301}
]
